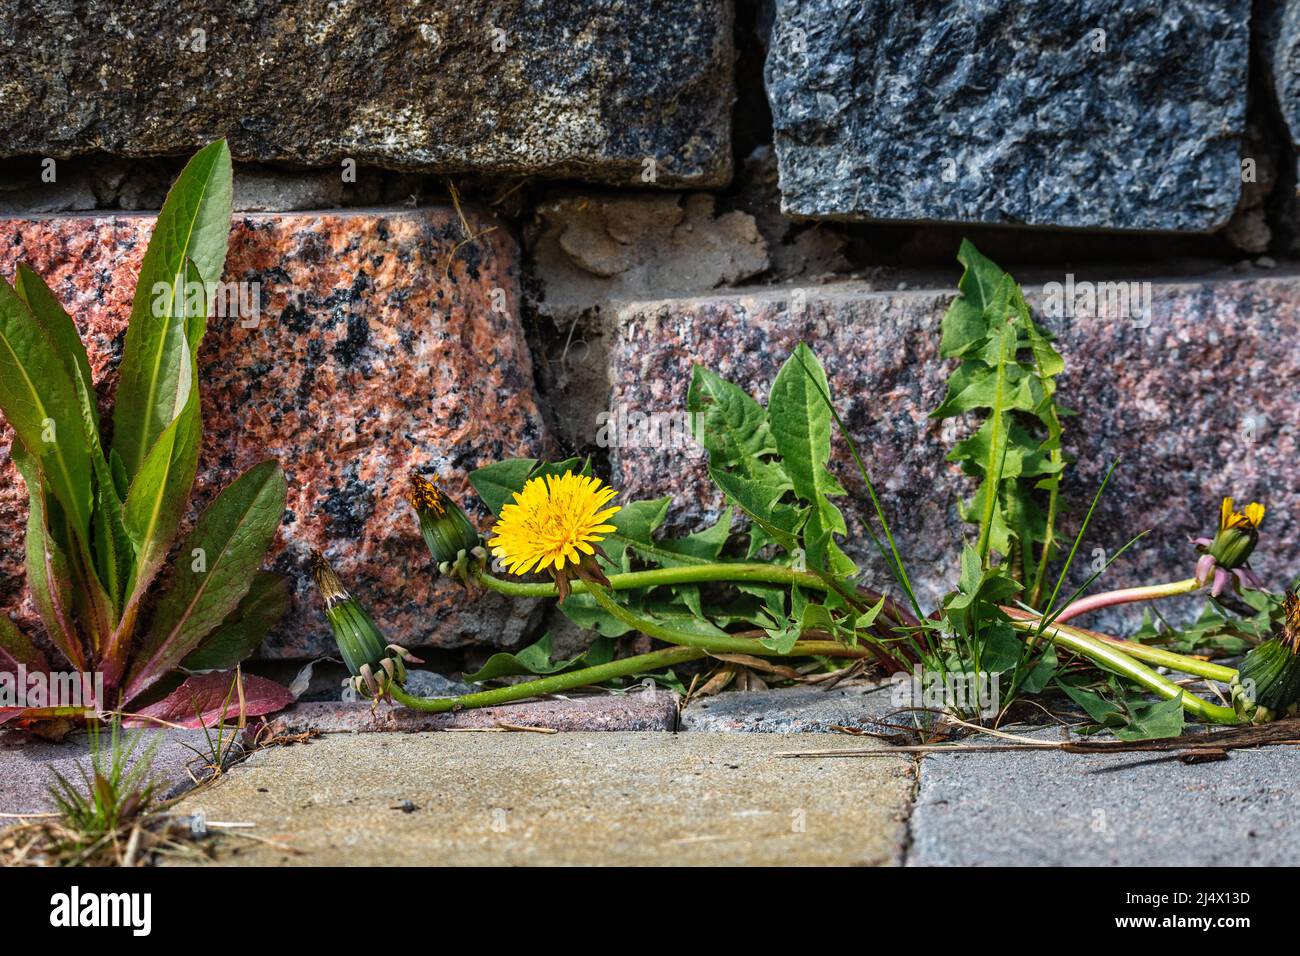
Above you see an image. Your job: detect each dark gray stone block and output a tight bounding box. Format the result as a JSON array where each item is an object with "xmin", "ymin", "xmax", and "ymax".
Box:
[
  {"xmin": 765, "ymin": 0, "xmax": 1249, "ymax": 230},
  {"xmin": 0, "ymin": 0, "xmax": 733, "ymax": 187}
]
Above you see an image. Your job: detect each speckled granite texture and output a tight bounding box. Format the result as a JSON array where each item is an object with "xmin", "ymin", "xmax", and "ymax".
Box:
[
  {"xmin": 765, "ymin": 0, "xmax": 1248, "ymax": 229},
  {"xmin": 0, "ymin": 0, "xmax": 733, "ymax": 187},
  {"xmin": 609, "ymin": 276, "xmax": 1299, "ymax": 626},
  {"xmin": 1259, "ymin": 0, "xmax": 1300, "ymax": 184},
  {"xmin": 0, "ymin": 208, "xmax": 548, "ymax": 658}
]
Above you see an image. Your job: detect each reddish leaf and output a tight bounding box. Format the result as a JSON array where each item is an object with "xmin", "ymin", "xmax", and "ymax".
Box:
[{"xmin": 126, "ymin": 671, "xmax": 293, "ymax": 728}]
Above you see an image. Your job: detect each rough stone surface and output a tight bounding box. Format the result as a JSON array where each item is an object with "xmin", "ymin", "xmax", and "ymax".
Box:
[
  {"xmin": 609, "ymin": 275, "xmax": 1300, "ymax": 627},
  {"xmin": 388, "ymin": 670, "xmax": 476, "ymax": 701},
  {"xmin": 0, "ymin": 0, "xmax": 733, "ymax": 188},
  {"xmin": 261, "ymin": 689, "xmax": 679, "ymax": 735},
  {"xmin": 230, "ymin": 168, "xmax": 347, "ymax": 213},
  {"xmin": 0, "ymin": 207, "xmax": 548, "ymax": 658},
  {"xmin": 527, "ymin": 191, "xmax": 769, "ymax": 322},
  {"xmin": 525, "ymin": 190, "xmax": 771, "ymax": 452},
  {"xmin": 171, "ymin": 732, "xmax": 914, "ymax": 865},
  {"xmin": 0, "ymin": 167, "xmax": 99, "ymax": 214},
  {"xmin": 765, "ymin": 0, "xmax": 1248, "ymax": 229},
  {"xmin": 1261, "ymin": 0, "xmax": 1300, "ymax": 187},
  {"xmin": 910, "ymin": 733, "xmax": 1300, "ymax": 866},
  {"xmin": 0, "ymin": 728, "xmax": 235, "ymax": 815},
  {"xmin": 731, "ymin": 146, "xmax": 851, "ymax": 282},
  {"xmin": 0, "ymin": 159, "xmax": 427, "ymax": 215},
  {"xmin": 682, "ymin": 681, "xmax": 906, "ymax": 733}
]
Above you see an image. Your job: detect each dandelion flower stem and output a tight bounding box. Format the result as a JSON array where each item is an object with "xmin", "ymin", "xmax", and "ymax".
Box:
[
  {"xmin": 388, "ymin": 646, "xmax": 707, "ymax": 712},
  {"xmin": 1007, "ymin": 617, "xmax": 1241, "ymax": 724},
  {"xmin": 1003, "ymin": 606, "xmax": 1238, "ymax": 684},
  {"xmin": 477, "ymin": 562, "xmax": 824, "ymax": 597},
  {"xmin": 474, "ymin": 564, "xmax": 921, "ymax": 628},
  {"xmin": 387, "ymin": 584, "xmax": 877, "ymax": 713},
  {"xmin": 1053, "ymin": 577, "xmax": 1201, "ymax": 624}
]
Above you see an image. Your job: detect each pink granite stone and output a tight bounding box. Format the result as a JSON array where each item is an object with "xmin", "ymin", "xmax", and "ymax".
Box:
[
  {"xmin": 0, "ymin": 208, "xmax": 549, "ymax": 658},
  {"xmin": 607, "ymin": 276, "xmax": 1300, "ymax": 630}
]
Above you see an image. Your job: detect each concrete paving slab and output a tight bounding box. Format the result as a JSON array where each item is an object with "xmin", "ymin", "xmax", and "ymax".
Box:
[
  {"xmin": 171, "ymin": 732, "xmax": 915, "ymax": 866},
  {"xmin": 0, "ymin": 728, "xmax": 237, "ymax": 816},
  {"xmin": 910, "ymin": 740, "xmax": 1300, "ymax": 866},
  {"xmin": 261, "ymin": 690, "xmax": 679, "ymax": 735},
  {"xmin": 681, "ymin": 681, "xmax": 910, "ymax": 733}
]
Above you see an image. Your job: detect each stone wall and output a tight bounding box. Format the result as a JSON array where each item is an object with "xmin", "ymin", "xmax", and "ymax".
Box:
[{"xmin": 1, "ymin": 0, "xmax": 1297, "ymax": 664}]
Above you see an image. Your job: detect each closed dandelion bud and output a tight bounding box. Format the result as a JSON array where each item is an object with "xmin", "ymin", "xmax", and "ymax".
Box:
[
  {"xmin": 408, "ymin": 471, "xmax": 481, "ymax": 566},
  {"xmin": 309, "ymin": 550, "xmax": 422, "ymax": 699},
  {"xmin": 1194, "ymin": 497, "xmax": 1265, "ymax": 596},
  {"xmin": 1235, "ymin": 590, "xmax": 1300, "ymax": 721}
]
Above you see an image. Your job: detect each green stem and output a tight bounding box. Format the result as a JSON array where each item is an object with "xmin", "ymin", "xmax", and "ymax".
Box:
[
  {"xmin": 1083, "ymin": 633, "xmax": 1237, "ymax": 684},
  {"xmin": 1028, "ymin": 469, "xmax": 1060, "ymax": 607},
  {"xmin": 477, "ymin": 562, "xmax": 829, "ymax": 599},
  {"xmin": 476, "ymin": 564, "xmax": 923, "ymax": 632},
  {"xmin": 976, "ymin": 328, "xmax": 1011, "ymax": 564},
  {"xmin": 388, "ymin": 584, "xmax": 875, "ymax": 714},
  {"xmin": 388, "ymin": 646, "xmax": 706, "ymax": 713},
  {"xmin": 1009, "ymin": 618, "xmax": 1241, "ymax": 724},
  {"xmin": 1054, "ymin": 578, "xmax": 1201, "ymax": 624},
  {"xmin": 1003, "ymin": 606, "xmax": 1237, "ymax": 684}
]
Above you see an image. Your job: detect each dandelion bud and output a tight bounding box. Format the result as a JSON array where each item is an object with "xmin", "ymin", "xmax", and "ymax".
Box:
[
  {"xmin": 1235, "ymin": 590, "xmax": 1300, "ymax": 721},
  {"xmin": 309, "ymin": 550, "xmax": 421, "ymax": 699},
  {"xmin": 408, "ymin": 471, "xmax": 481, "ymax": 566},
  {"xmin": 1194, "ymin": 497, "xmax": 1265, "ymax": 596}
]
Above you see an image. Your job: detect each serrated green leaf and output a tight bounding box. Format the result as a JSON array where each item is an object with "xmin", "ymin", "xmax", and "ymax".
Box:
[
  {"xmin": 688, "ymin": 363, "xmax": 805, "ymax": 554},
  {"xmin": 939, "ymin": 239, "xmax": 1007, "ymax": 358},
  {"xmin": 708, "ymin": 466, "xmax": 805, "ymax": 553},
  {"xmin": 469, "ymin": 458, "xmax": 539, "ymax": 516},
  {"xmin": 124, "ymin": 460, "xmax": 286, "ymax": 701},
  {"xmin": 559, "ymin": 594, "xmax": 732, "ymax": 641},
  {"xmin": 113, "ymin": 140, "xmax": 232, "ymax": 478},
  {"xmin": 687, "ymin": 365, "xmax": 779, "ymax": 471},
  {"xmin": 977, "ymin": 623, "xmax": 1021, "ymax": 673},
  {"xmin": 1115, "ymin": 693, "xmax": 1185, "ymax": 741},
  {"xmin": 936, "ymin": 242, "xmax": 1071, "ymax": 601},
  {"xmin": 1056, "ymin": 678, "xmax": 1126, "ymax": 726},
  {"xmin": 768, "ymin": 344, "xmax": 854, "ymax": 574},
  {"xmin": 1017, "ymin": 645, "xmax": 1058, "ymax": 694},
  {"xmin": 109, "ymin": 448, "xmax": 130, "ymax": 501},
  {"xmin": 180, "ymin": 571, "xmax": 290, "ymax": 672}
]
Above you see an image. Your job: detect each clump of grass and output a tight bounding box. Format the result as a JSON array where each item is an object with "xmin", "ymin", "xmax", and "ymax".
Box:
[
  {"xmin": 0, "ymin": 718, "xmax": 208, "ymax": 867},
  {"xmin": 49, "ymin": 718, "xmax": 162, "ymax": 842}
]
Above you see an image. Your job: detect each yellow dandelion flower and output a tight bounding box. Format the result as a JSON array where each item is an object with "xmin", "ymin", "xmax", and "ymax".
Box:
[
  {"xmin": 407, "ymin": 471, "xmax": 447, "ymax": 517},
  {"xmin": 1219, "ymin": 496, "xmax": 1265, "ymax": 531},
  {"xmin": 1201, "ymin": 496, "xmax": 1267, "ymax": 593},
  {"xmin": 489, "ymin": 472, "xmax": 621, "ymax": 576}
]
